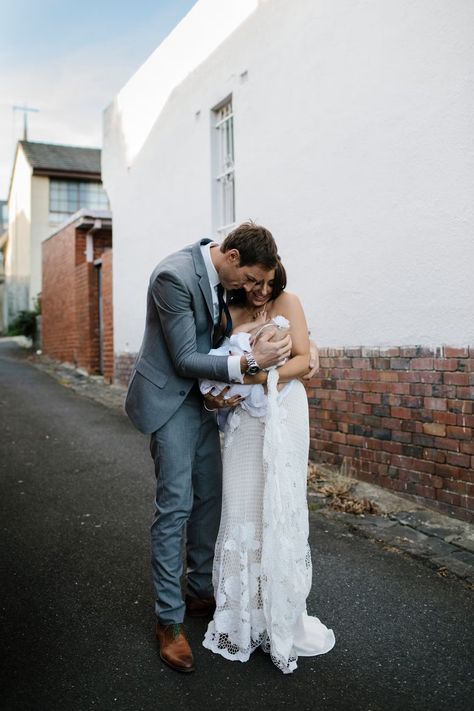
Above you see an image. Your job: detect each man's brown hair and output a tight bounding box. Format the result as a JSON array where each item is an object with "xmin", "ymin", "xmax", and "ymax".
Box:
[{"xmin": 221, "ymin": 220, "xmax": 278, "ymax": 269}]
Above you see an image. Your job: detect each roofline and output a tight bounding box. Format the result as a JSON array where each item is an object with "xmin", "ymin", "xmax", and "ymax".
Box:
[
  {"xmin": 32, "ymin": 168, "xmax": 102, "ymax": 181},
  {"xmin": 19, "ymin": 139, "xmax": 101, "ymax": 152},
  {"xmin": 44, "ymin": 208, "xmax": 112, "ymax": 242},
  {"xmin": 6, "ymin": 142, "xmax": 22, "ymax": 204},
  {"xmin": 7, "ymin": 140, "xmax": 103, "ymax": 202}
]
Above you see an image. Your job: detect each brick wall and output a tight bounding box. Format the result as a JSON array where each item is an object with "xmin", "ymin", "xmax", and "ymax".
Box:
[
  {"xmin": 42, "ymin": 224, "xmax": 77, "ymax": 362},
  {"xmin": 101, "ymin": 249, "xmax": 114, "ymax": 382},
  {"xmin": 308, "ymin": 347, "xmax": 474, "ymax": 522},
  {"xmin": 42, "ymin": 222, "xmax": 112, "ymax": 376},
  {"xmin": 75, "ymin": 261, "xmax": 99, "ymax": 373},
  {"xmin": 114, "ymin": 353, "xmax": 136, "ymax": 387}
]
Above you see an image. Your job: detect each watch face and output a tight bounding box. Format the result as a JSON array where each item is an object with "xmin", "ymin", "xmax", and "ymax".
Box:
[{"xmin": 247, "ymin": 365, "xmax": 259, "ymax": 375}]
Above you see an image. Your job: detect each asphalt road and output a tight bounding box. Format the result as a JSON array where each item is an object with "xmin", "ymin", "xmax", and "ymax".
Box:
[{"xmin": 1, "ymin": 341, "xmax": 473, "ymax": 711}]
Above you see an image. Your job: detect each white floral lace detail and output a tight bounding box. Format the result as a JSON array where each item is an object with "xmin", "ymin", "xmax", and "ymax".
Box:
[{"xmin": 204, "ymin": 371, "xmax": 321, "ymax": 673}]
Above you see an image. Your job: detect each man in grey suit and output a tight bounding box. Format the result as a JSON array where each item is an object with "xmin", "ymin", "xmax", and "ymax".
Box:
[{"xmin": 125, "ymin": 222, "xmax": 291, "ymax": 672}]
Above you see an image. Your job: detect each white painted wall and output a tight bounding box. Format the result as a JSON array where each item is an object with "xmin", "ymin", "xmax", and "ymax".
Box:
[
  {"xmin": 5, "ymin": 146, "xmax": 32, "ymax": 319},
  {"xmin": 103, "ymin": 0, "xmax": 474, "ymax": 354},
  {"xmin": 30, "ymin": 175, "xmax": 52, "ymax": 306}
]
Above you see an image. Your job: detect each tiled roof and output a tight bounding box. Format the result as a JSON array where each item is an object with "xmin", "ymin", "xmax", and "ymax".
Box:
[{"xmin": 20, "ymin": 141, "xmax": 101, "ymax": 175}]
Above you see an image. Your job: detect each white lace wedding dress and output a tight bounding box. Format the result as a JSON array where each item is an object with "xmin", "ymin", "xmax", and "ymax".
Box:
[{"xmin": 203, "ymin": 368, "xmax": 335, "ymax": 673}]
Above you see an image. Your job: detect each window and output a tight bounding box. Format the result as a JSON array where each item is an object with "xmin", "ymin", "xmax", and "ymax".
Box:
[
  {"xmin": 49, "ymin": 179, "xmax": 109, "ymax": 222},
  {"xmin": 214, "ymin": 99, "xmax": 235, "ymax": 233}
]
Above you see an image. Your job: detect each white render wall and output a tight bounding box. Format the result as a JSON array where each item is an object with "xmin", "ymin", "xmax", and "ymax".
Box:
[
  {"xmin": 30, "ymin": 175, "xmax": 52, "ymax": 306},
  {"xmin": 103, "ymin": 0, "xmax": 474, "ymax": 355},
  {"xmin": 5, "ymin": 146, "xmax": 33, "ymax": 319}
]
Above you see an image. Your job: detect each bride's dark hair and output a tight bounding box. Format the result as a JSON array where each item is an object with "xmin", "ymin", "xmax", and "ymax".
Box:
[{"xmin": 228, "ymin": 257, "xmax": 287, "ymax": 305}]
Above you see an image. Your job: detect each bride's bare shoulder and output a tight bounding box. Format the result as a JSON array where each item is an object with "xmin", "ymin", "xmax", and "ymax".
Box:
[{"xmin": 270, "ymin": 291, "xmax": 302, "ymax": 312}]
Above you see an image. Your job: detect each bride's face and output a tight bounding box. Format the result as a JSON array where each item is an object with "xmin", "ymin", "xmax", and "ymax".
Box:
[{"xmin": 246, "ymin": 269, "xmax": 275, "ymax": 309}]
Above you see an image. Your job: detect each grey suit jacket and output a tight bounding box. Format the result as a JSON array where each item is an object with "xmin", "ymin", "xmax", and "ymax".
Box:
[{"xmin": 125, "ymin": 239, "xmax": 231, "ymax": 434}]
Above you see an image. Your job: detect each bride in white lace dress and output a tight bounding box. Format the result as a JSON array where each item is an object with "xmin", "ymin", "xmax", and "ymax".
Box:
[{"xmin": 202, "ymin": 260, "xmax": 335, "ymax": 673}]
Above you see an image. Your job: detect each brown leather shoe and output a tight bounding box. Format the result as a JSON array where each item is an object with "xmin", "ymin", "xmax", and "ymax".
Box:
[
  {"xmin": 185, "ymin": 595, "xmax": 216, "ymax": 618},
  {"xmin": 156, "ymin": 622, "xmax": 194, "ymax": 673}
]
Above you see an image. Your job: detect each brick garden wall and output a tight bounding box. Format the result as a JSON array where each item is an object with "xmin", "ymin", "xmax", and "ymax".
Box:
[
  {"xmin": 42, "ymin": 224, "xmax": 77, "ymax": 362},
  {"xmin": 308, "ymin": 347, "xmax": 474, "ymax": 522},
  {"xmin": 114, "ymin": 344, "xmax": 473, "ymax": 522},
  {"xmin": 114, "ymin": 353, "xmax": 136, "ymax": 387},
  {"xmin": 42, "ymin": 223, "xmax": 112, "ymax": 377},
  {"xmin": 101, "ymin": 249, "xmax": 114, "ymax": 382},
  {"xmin": 75, "ymin": 260, "xmax": 99, "ymax": 373}
]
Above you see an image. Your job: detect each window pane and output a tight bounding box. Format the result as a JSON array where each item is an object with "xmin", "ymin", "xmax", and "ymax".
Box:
[
  {"xmin": 215, "ymin": 99, "xmax": 235, "ymax": 229},
  {"xmin": 50, "ymin": 179, "xmax": 109, "ymax": 216}
]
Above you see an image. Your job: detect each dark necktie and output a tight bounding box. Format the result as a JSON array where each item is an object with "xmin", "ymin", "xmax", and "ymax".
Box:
[{"xmin": 215, "ymin": 284, "xmax": 233, "ymax": 345}]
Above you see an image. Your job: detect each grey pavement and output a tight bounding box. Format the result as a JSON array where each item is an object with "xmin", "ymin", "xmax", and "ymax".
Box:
[{"xmin": 1, "ymin": 340, "xmax": 473, "ymax": 711}]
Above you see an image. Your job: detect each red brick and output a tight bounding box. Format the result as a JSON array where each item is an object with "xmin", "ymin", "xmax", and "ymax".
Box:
[
  {"xmin": 433, "ymin": 437, "xmax": 460, "ymax": 451},
  {"xmin": 399, "ymin": 371, "xmax": 441, "ymax": 384},
  {"xmin": 431, "ymin": 411, "xmax": 457, "ymax": 425},
  {"xmin": 382, "ymin": 442, "xmax": 404, "ymax": 454},
  {"xmin": 415, "ymin": 459, "xmax": 436, "ymax": 474},
  {"xmin": 379, "ymin": 371, "xmax": 399, "ymax": 382},
  {"xmin": 422, "ymin": 422, "xmax": 446, "ymax": 437},
  {"xmin": 457, "ymin": 387, "xmax": 474, "ymax": 400},
  {"xmin": 391, "ymin": 407, "xmax": 412, "ymax": 420},
  {"xmin": 353, "ymin": 403, "xmax": 372, "ymax": 415},
  {"xmin": 398, "ymin": 469, "xmax": 421, "ymax": 483},
  {"xmin": 447, "ymin": 399, "xmax": 473, "ymax": 414},
  {"xmin": 410, "ymin": 383, "xmax": 433, "ymax": 396},
  {"xmin": 411, "ymin": 358, "xmax": 434, "ymax": 370},
  {"xmin": 382, "ymin": 419, "xmax": 404, "ymax": 431},
  {"xmin": 331, "ymin": 432, "xmax": 347, "ymax": 444},
  {"xmin": 433, "ymin": 358, "xmax": 458, "ymax": 371},
  {"xmin": 352, "ymin": 358, "xmax": 371, "ymax": 369},
  {"xmin": 446, "ymin": 451, "xmax": 471, "ymax": 468},
  {"xmin": 416, "ymin": 484, "xmax": 436, "ymax": 500},
  {"xmin": 423, "ymin": 397, "xmax": 447, "ymax": 411},
  {"xmin": 436, "ymin": 490, "xmax": 462, "ymax": 507},
  {"xmin": 461, "ymin": 441, "xmax": 474, "ymax": 455},
  {"xmin": 434, "ymin": 463, "xmax": 461, "ymax": 478},
  {"xmin": 444, "ymin": 372, "xmax": 469, "ymax": 386},
  {"xmin": 363, "ymin": 393, "xmax": 381, "ymax": 404},
  {"xmin": 446, "ymin": 426, "xmax": 472, "ymax": 441},
  {"xmin": 432, "ymin": 475, "xmax": 444, "ymax": 488},
  {"xmin": 422, "ymin": 448, "xmax": 446, "ymax": 463},
  {"xmin": 444, "ymin": 480, "xmax": 469, "ymax": 495},
  {"xmin": 444, "ymin": 347, "xmax": 469, "ymax": 358}
]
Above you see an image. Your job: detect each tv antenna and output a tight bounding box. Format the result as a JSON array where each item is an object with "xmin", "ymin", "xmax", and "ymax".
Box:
[{"xmin": 13, "ymin": 104, "xmax": 39, "ymax": 141}]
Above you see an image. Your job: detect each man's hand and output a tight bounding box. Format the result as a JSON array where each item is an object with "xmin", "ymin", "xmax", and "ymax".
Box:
[
  {"xmin": 203, "ymin": 388, "xmax": 243, "ymax": 410},
  {"xmin": 250, "ymin": 330, "xmax": 292, "ymax": 370},
  {"xmin": 302, "ymin": 339, "xmax": 319, "ymax": 380}
]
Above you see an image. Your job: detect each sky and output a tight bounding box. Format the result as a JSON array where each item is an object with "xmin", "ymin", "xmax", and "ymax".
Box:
[{"xmin": 0, "ymin": 0, "xmax": 198, "ymax": 198}]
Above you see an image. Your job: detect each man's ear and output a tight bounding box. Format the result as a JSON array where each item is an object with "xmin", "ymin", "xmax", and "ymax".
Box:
[{"xmin": 225, "ymin": 248, "xmax": 240, "ymax": 264}]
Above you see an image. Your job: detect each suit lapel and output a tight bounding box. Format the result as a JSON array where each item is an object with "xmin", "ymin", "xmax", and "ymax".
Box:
[{"xmin": 192, "ymin": 239, "xmax": 215, "ymax": 324}]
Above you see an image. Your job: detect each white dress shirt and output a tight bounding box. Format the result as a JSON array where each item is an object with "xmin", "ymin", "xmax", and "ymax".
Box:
[{"xmin": 200, "ymin": 242, "xmax": 243, "ymax": 383}]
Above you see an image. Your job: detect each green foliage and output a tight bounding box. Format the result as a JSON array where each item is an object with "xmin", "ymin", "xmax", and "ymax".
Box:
[{"xmin": 7, "ymin": 309, "xmax": 38, "ymax": 338}]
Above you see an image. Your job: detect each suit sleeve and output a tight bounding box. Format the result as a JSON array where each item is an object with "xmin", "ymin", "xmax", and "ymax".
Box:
[{"xmin": 151, "ymin": 269, "xmax": 232, "ymax": 381}]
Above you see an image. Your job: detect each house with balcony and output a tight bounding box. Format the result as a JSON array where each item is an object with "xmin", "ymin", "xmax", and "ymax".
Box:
[{"xmin": 3, "ymin": 140, "xmax": 109, "ymax": 327}]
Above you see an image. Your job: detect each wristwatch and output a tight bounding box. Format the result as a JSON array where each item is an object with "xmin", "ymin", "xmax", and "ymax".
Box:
[{"xmin": 244, "ymin": 352, "xmax": 260, "ymax": 375}]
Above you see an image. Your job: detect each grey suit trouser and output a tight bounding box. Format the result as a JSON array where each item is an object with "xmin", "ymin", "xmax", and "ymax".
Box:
[{"xmin": 149, "ymin": 386, "xmax": 222, "ymax": 624}]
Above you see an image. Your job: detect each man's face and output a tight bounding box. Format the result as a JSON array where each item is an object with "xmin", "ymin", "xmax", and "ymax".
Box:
[{"xmin": 219, "ymin": 249, "xmax": 272, "ymax": 292}]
